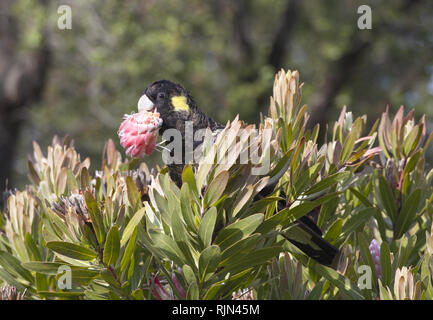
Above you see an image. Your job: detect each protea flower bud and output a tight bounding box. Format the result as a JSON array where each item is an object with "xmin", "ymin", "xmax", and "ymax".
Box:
[
  {"xmin": 385, "ymin": 159, "xmax": 398, "ymax": 190},
  {"xmin": 51, "ymin": 192, "xmax": 90, "ymax": 222},
  {"xmin": 118, "ymin": 111, "xmax": 163, "ymax": 158},
  {"xmin": 378, "ymin": 106, "xmax": 426, "ymax": 160},
  {"xmin": 232, "ymin": 288, "xmax": 254, "ymax": 300},
  {"xmin": 393, "ymin": 266, "xmax": 421, "ymax": 300},
  {"xmin": 369, "ymin": 239, "xmax": 381, "ymax": 278},
  {"xmin": 0, "ymin": 285, "xmax": 22, "ymax": 300},
  {"xmin": 1, "ymin": 187, "xmax": 17, "ymax": 216}
]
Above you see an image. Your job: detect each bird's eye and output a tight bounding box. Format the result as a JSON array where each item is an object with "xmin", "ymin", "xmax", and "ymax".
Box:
[{"xmin": 157, "ymin": 92, "xmax": 166, "ymax": 100}]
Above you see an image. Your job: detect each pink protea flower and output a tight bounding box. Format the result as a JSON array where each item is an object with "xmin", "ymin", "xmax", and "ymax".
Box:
[
  {"xmin": 369, "ymin": 239, "xmax": 381, "ymax": 278},
  {"xmin": 118, "ymin": 111, "xmax": 163, "ymax": 158}
]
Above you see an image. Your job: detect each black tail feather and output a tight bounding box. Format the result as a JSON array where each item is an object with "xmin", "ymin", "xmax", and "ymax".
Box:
[
  {"xmin": 255, "ymin": 184, "xmax": 340, "ymax": 268},
  {"xmin": 282, "ymin": 219, "xmax": 340, "ymax": 268}
]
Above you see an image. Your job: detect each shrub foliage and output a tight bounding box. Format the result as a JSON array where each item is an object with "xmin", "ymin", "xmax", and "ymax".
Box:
[{"xmin": 1, "ymin": 70, "xmax": 433, "ymax": 300}]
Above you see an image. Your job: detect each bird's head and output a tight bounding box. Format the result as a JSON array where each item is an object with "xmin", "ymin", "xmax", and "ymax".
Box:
[
  {"xmin": 138, "ymin": 80, "xmax": 195, "ymax": 133},
  {"xmin": 119, "ymin": 80, "xmax": 219, "ymax": 159}
]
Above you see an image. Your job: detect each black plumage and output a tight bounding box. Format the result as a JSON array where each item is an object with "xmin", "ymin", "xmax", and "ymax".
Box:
[
  {"xmin": 144, "ymin": 80, "xmax": 224, "ymax": 185},
  {"xmin": 142, "ymin": 80, "xmax": 340, "ymax": 268}
]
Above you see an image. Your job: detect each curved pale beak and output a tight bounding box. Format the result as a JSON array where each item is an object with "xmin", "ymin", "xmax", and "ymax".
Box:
[{"xmin": 138, "ymin": 94, "xmax": 155, "ymax": 113}]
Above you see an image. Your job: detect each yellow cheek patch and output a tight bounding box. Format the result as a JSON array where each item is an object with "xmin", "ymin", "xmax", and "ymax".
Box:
[{"xmin": 171, "ymin": 96, "xmax": 190, "ymax": 112}]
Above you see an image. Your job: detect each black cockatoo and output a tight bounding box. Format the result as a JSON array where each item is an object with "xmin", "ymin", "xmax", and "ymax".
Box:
[{"xmin": 121, "ymin": 79, "xmax": 339, "ymax": 268}]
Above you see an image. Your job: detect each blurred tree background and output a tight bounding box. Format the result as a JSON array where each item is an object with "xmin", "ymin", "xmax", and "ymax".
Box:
[{"xmin": 1, "ymin": 0, "xmax": 432, "ymax": 194}]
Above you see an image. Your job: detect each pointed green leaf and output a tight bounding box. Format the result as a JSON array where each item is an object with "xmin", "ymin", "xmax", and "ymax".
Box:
[
  {"xmin": 222, "ymin": 246, "xmax": 282, "ymax": 275},
  {"xmin": 324, "ymin": 219, "xmax": 342, "ymax": 245},
  {"xmin": 120, "ymin": 227, "xmax": 138, "ymax": 272},
  {"xmin": 378, "ymin": 176, "xmax": 397, "ymax": 222},
  {"xmin": 203, "ymin": 282, "xmax": 224, "ymax": 300},
  {"xmin": 349, "ymin": 187, "xmax": 374, "ymax": 208},
  {"xmin": 66, "ymin": 168, "xmax": 78, "ymax": 192},
  {"xmin": 204, "ymin": 171, "xmax": 229, "ymax": 207},
  {"xmin": 186, "ymin": 281, "xmax": 199, "ymax": 300},
  {"xmin": 148, "ymin": 230, "xmax": 186, "ymax": 267},
  {"xmin": 306, "ymin": 281, "xmax": 324, "ymax": 300},
  {"xmin": 22, "ymin": 262, "xmax": 64, "ymax": 275},
  {"xmin": 215, "ymin": 213, "xmax": 264, "ymax": 250},
  {"xmin": 84, "ymin": 190, "xmax": 104, "ymax": 243},
  {"xmin": 104, "ymin": 225, "xmax": 120, "ymax": 266},
  {"xmin": 126, "ymin": 176, "xmax": 141, "ymax": 209},
  {"xmin": 180, "ymin": 184, "xmax": 198, "ymax": 232},
  {"xmin": 70, "ymin": 268, "xmax": 100, "ymax": 286},
  {"xmin": 220, "ymin": 234, "xmax": 261, "ymax": 266},
  {"xmin": 233, "ymin": 186, "xmax": 254, "ymax": 217},
  {"xmin": 341, "ymin": 118, "xmax": 363, "ymax": 163},
  {"xmin": 25, "ymin": 233, "xmax": 42, "ymax": 261},
  {"xmin": 341, "ymin": 207, "xmax": 375, "ymax": 237},
  {"xmin": 403, "ymin": 125, "xmax": 421, "ymax": 156},
  {"xmin": 378, "ymin": 280, "xmax": 392, "ymax": 300},
  {"xmin": 357, "ymin": 233, "xmax": 378, "ymax": 289},
  {"xmin": 27, "ymin": 160, "xmax": 41, "ymax": 185},
  {"xmin": 120, "ymin": 207, "xmax": 145, "ymax": 247},
  {"xmin": 182, "ymin": 264, "xmax": 197, "ymax": 287},
  {"xmin": 395, "ymin": 189, "xmax": 422, "ymax": 239},
  {"xmin": 268, "ymin": 149, "xmax": 294, "ymax": 180},
  {"xmin": 182, "ymin": 165, "xmax": 198, "ymax": 196},
  {"xmin": 0, "ymin": 251, "xmax": 34, "ymax": 283},
  {"xmin": 314, "ymin": 264, "xmax": 364, "ymax": 300},
  {"xmin": 47, "ymin": 241, "xmax": 98, "ymax": 261},
  {"xmin": 380, "ymin": 241, "xmax": 392, "ymax": 287},
  {"xmin": 38, "ymin": 291, "xmax": 85, "ymax": 299},
  {"xmin": 260, "ymin": 198, "xmax": 332, "ymax": 234},
  {"xmin": 198, "ymin": 245, "xmax": 221, "ymax": 282},
  {"xmin": 199, "ymin": 207, "xmax": 217, "ymax": 248},
  {"xmin": 171, "ymin": 204, "xmax": 197, "ymax": 267},
  {"xmin": 0, "ymin": 267, "xmax": 26, "ymax": 291},
  {"xmin": 306, "ymin": 172, "xmax": 350, "ymax": 195}
]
